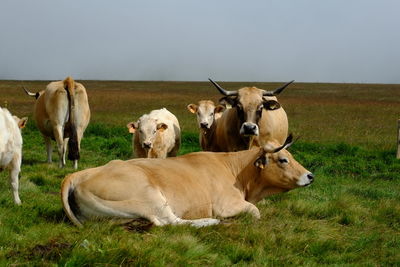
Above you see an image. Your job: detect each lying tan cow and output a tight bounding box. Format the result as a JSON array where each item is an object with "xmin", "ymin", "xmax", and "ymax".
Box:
[
  {"xmin": 127, "ymin": 108, "xmax": 181, "ymax": 158},
  {"xmin": 187, "ymin": 100, "xmax": 225, "ymax": 151},
  {"xmin": 209, "ymin": 79, "xmax": 293, "ymax": 151},
  {"xmin": 0, "ymin": 107, "xmax": 28, "ymax": 205},
  {"xmin": 24, "ymin": 76, "xmax": 90, "ymax": 169},
  {"xmin": 61, "ymin": 135, "xmax": 314, "ymax": 227}
]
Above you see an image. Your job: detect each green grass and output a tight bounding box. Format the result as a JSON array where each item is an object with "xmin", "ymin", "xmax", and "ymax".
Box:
[
  {"xmin": 0, "ymin": 80, "xmax": 399, "ymax": 265},
  {"xmin": 0, "ymin": 122, "xmax": 399, "ymax": 266}
]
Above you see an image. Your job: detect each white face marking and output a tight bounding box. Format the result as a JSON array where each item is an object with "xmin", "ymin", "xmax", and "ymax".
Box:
[
  {"xmin": 197, "ymin": 104, "xmax": 215, "ymax": 129},
  {"xmin": 138, "ymin": 117, "xmax": 158, "ymax": 147},
  {"xmin": 297, "ymin": 172, "xmax": 313, "ymax": 186}
]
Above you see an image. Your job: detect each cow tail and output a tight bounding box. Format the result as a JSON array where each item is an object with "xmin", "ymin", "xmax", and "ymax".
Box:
[
  {"xmin": 61, "ymin": 174, "xmax": 83, "ymax": 227},
  {"xmin": 64, "ymin": 76, "xmax": 80, "ymax": 161}
]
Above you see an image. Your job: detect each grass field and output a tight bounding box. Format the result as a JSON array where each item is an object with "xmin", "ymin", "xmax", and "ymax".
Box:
[{"xmin": 0, "ymin": 80, "xmax": 399, "ymax": 265}]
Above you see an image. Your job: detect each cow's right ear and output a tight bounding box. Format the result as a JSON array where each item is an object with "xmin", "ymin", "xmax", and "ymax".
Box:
[
  {"xmin": 18, "ymin": 117, "xmax": 28, "ymax": 129},
  {"xmin": 126, "ymin": 122, "xmax": 137, "ymax": 134},
  {"xmin": 187, "ymin": 104, "xmax": 198, "ymax": 114}
]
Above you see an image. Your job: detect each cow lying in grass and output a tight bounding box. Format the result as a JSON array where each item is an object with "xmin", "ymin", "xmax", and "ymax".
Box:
[
  {"xmin": 0, "ymin": 107, "xmax": 28, "ymax": 205},
  {"xmin": 187, "ymin": 100, "xmax": 225, "ymax": 151},
  {"xmin": 126, "ymin": 108, "xmax": 181, "ymax": 158},
  {"xmin": 61, "ymin": 135, "xmax": 314, "ymax": 227}
]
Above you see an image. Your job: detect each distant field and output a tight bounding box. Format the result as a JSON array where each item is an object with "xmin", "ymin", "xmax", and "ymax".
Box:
[
  {"xmin": 0, "ymin": 80, "xmax": 399, "ymax": 265},
  {"xmin": 2, "ymin": 80, "xmax": 399, "ymax": 149}
]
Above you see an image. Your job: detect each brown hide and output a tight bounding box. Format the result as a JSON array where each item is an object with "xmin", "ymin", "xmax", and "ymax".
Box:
[
  {"xmin": 61, "ymin": 137, "xmax": 313, "ymax": 227},
  {"xmin": 25, "ymin": 77, "xmax": 90, "ymax": 169}
]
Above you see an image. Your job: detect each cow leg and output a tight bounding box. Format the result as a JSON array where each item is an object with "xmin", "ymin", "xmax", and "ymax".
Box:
[
  {"xmin": 63, "ymin": 138, "xmax": 69, "ymax": 167},
  {"xmin": 53, "ymin": 126, "xmax": 65, "ymax": 168},
  {"xmin": 215, "ymin": 200, "xmax": 260, "ymax": 219},
  {"xmin": 44, "ymin": 136, "xmax": 52, "ymax": 163},
  {"xmin": 146, "ymin": 191, "xmax": 219, "ymax": 227},
  {"xmin": 9, "ymin": 157, "xmax": 22, "ymax": 205}
]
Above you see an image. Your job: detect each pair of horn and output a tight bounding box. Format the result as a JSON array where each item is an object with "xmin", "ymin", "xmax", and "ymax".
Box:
[{"xmin": 208, "ymin": 78, "xmax": 294, "ymax": 96}]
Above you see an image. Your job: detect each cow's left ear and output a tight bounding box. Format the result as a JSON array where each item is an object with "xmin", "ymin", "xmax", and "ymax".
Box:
[
  {"xmin": 263, "ymin": 100, "xmax": 281, "ymax": 110},
  {"xmin": 157, "ymin": 123, "xmax": 168, "ymax": 132},
  {"xmin": 219, "ymin": 96, "xmax": 235, "ymax": 108},
  {"xmin": 254, "ymin": 155, "xmax": 268, "ymax": 169},
  {"xmin": 214, "ymin": 104, "xmax": 226, "ymax": 114},
  {"xmin": 18, "ymin": 117, "xmax": 28, "ymax": 129}
]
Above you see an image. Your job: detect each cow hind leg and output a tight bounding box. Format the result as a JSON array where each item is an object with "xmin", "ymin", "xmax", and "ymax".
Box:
[
  {"xmin": 44, "ymin": 136, "xmax": 52, "ymax": 163},
  {"xmin": 53, "ymin": 126, "xmax": 65, "ymax": 168}
]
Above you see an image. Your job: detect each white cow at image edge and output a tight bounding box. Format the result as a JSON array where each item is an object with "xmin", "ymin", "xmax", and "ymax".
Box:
[{"xmin": 0, "ymin": 107, "xmax": 28, "ymax": 205}]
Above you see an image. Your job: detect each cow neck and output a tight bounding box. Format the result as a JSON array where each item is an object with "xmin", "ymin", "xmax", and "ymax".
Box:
[
  {"xmin": 223, "ymin": 148, "xmax": 263, "ymax": 200},
  {"xmin": 201, "ymin": 121, "xmax": 216, "ymax": 149}
]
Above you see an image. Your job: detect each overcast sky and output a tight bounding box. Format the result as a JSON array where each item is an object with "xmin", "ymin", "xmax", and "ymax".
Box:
[{"xmin": 1, "ymin": 0, "xmax": 399, "ymax": 83}]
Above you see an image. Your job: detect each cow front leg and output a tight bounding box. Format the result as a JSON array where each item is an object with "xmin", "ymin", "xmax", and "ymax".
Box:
[
  {"xmin": 9, "ymin": 158, "xmax": 22, "ymax": 205},
  {"xmin": 44, "ymin": 136, "xmax": 52, "ymax": 163},
  {"xmin": 215, "ymin": 200, "xmax": 260, "ymax": 219},
  {"xmin": 53, "ymin": 126, "xmax": 65, "ymax": 168}
]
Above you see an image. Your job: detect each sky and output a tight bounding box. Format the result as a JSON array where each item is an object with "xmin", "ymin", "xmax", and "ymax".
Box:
[{"xmin": 1, "ymin": 0, "xmax": 400, "ymax": 83}]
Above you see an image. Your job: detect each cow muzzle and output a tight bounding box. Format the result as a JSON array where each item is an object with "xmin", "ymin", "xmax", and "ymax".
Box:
[
  {"xmin": 142, "ymin": 141, "xmax": 152, "ymax": 149},
  {"xmin": 200, "ymin": 122, "xmax": 209, "ymax": 129},
  {"xmin": 297, "ymin": 172, "xmax": 314, "ymax": 187},
  {"xmin": 240, "ymin": 123, "xmax": 259, "ymax": 136}
]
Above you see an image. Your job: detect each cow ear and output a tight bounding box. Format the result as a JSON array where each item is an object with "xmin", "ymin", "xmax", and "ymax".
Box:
[
  {"xmin": 187, "ymin": 104, "xmax": 198, "ymax": 114},
  {"xmin": 214, "ymin": 104, "xmax": 226, "ymax": 114},
  {"xmin": 157, "ymin": 123, "xmax": 168, "ymax": 132},
  {"xmin": 254, "ymin": 155, "xmax": 268, "ymax": 169},
  {"xmin": 127, "ymin": 122, "xmax": 137, "ymax": 134},
  {"xmin": 219, "ymin": 96, "xmax": 235, "ymax": 108},
  {"xmin": 18, "ymin": 117, "xmax": 28, "ymax": 129},
  {"xmin": 263, "ymin": 100, "xmax": 281, "ymax": 110}
]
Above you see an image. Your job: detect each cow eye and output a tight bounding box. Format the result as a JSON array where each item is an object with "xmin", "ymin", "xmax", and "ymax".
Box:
[
  {"xmin": 278, "ymin": 158, "xmax": 289, "ymax": 164},
  {"xmin": 153, "ymin": 130, "xmax": 156, "ymax": 134},
  {"xmin": 210, "ymin": 112, "xmax": 214, "ymax": 116}
]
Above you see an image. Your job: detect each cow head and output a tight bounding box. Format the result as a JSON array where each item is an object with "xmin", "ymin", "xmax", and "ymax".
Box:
[
  {"xmin": 209, "ymin": 79, "xmax": 293, "ymax": 136},
  {"xmin": 254, "ymin": 134, "xmax": 314, "ymax": 192},
  {"xmin": 187, "ymin": 100, "xmax": 225, "ymax": 130},
  {"xmin": 127, "ymin": 115, "xmax": 168, "ymax": 149}
]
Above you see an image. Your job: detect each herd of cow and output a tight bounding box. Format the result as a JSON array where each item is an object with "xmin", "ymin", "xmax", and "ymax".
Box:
[{"xmin": 0, "ymin": 76, "xmax": 314, "ymax": 227}]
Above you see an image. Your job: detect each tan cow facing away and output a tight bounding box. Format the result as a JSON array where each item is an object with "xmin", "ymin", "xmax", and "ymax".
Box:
[
  {"xmin": 208, "ymin": 79, "xmax": 293, "ymax": 151},
  {"xmin": 24, "ymin": 76, "xmax": 90, "ymax": 169},
  {"xmin": 127, "ymin": 108, "xmax": 181, "ymax": 158},
  {"xmin": 61, "ymin": 135, "xmax": 314, "ymax": 227},
  {"xmin": 187, "ymin": 100, "xmax": 225, "ymax": 151},
  {"xmin": 0, "ymin": 107, "xmax": 28, "ymax": 205}
]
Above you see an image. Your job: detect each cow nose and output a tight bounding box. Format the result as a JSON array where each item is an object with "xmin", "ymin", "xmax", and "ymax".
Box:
[
  {"xmin": 143, "ymin": 142, "xmax": 152, "ymax": 149},
  {"xmin": 307, "ymin": 173, "xmax": 314, "ymax": 182},
  {"xmin": 200, "ymin": 122, "xmax": 209, "ymax": 129},
  {"xmin": 242, "ymin": 123, "xmax": 258, "ymax": 135}
]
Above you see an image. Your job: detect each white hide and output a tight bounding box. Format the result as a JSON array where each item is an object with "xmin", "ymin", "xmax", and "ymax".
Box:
[{"xmin": 0, "ymin": 107, "xmax": 24, "ymax": 204}]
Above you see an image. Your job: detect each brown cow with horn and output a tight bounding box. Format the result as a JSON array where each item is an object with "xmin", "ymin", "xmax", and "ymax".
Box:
[
  {"xmin": 208, "ymin": 78, "xmax": 293, "ymax": 151},
  {"xmin": 23, "ymin": 76, "xmax": 90, "ymax": 169},
  {"xmin": 61, "ymin": 134, "xmax": 314, "ymax": 227}
]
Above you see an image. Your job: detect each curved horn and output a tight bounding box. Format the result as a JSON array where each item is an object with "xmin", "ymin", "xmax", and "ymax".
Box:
[
  {"xmin": 272, "ymin": 134, "xmax": 294, "ymax": 153},
  {"xmin": 208, "ymin": 78, "xmax": 238, "ymax": 96},
  {"xmin": 263, "ymin": 80, "xmax": 294, "ymax": 96},
  {"xmin": 22, "ymin": 86, "xmax": 39, "ymax": 99}
]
